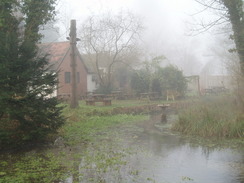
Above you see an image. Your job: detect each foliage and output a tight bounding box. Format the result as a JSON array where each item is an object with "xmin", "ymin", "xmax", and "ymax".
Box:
[
  {"xmin": 0, "ymin": 101, "xmax": 150, "ymax": 183},
  {"xmin": 79, "ymin": 145, "xmax": 132, "ymax": 182},
  {"xmin": 0, "ymin": 0, "xmax": 65, "ymax": 148},
  {"xmin": 151, "ymin": 78, "xmax": 162, "ymax": 95},
  {"xmin": 158, "ymin": 65, "xmax": 188, "ymax": 96},
  {"xmin": 60, "ymin": 102, "xmax": 149, "ymax": 182},
  {"xmin": 113, "ymin": 63, "xmax": 134, "ymax": 91},
  {"xmin": 94, "ymin": 85, "xmax": 112, "ymax": 94},
  {"xmin": 0, "ymin": 153, "xmax": 66, "ymax": 183},
  {"xmin": 130, "ymin": 57, "xmax": 163, "ymax": 95},
  {"xmin": 131, "ymin": 58, "xmax": 187, "ymax": 97},
  {"xmin": 62, "ymin": 104, "xmax": 148, "ymax": 145},
  {"xmin": 1, "ymin": 98, "xmax": 243, "ymax": 182},
  {"xmin": 131, "ymin": 70, "xmax": 150, "ymax": 95},
  {"xmin": 172, "ymin": 96, "xmax": 244, "ymax": 138}
]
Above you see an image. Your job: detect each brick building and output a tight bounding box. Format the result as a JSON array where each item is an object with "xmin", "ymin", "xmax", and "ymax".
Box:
[{"xmin": 39, "ymin": 41, "xmax": 88, "ymax": 100}]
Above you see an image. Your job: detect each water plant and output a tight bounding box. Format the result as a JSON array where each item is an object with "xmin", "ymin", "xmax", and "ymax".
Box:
[
  {"xmin": 62, "ymin": 112, "xmax": 148, "ymax": 145},
  {"xmin": 172, "ymin": 96, "xmax": 244, "ymax": 139},
  {"xmin": 0, "ymin": 153, "xmax": 66, "ymax": 183}
]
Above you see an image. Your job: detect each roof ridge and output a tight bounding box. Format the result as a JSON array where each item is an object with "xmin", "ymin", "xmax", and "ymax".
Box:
[{"xmin": 39, "ymin": 41, "xmax": 69, "ymax": 45}]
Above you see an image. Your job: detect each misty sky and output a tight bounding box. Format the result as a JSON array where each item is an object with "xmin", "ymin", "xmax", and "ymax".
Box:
[{"xmin": 55, "ymin": 0, "xmax": 229, "ymax": 76}]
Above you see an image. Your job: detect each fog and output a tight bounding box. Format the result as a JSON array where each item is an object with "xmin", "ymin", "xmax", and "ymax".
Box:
[{"xmin": 51, "ymin": 0, "xmax": 229, "ymax": 76}]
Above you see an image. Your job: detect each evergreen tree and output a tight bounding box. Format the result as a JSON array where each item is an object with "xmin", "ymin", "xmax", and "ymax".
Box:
[{"xmin": 0, "ymin": 0, "xmax": 65, "ymax": 148}]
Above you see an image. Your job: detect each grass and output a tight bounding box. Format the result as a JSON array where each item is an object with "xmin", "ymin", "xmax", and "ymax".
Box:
[
  {"xmin": 0, "ymin": 153, "xmax": 67, "ymax": 183},
  {"xmin": 60, "ymin": 99, "xmax": 163, "ymax": 119},
  {"xmin": 2, "ymin": 97, "xmax": 243, "ymax": 182},
  {"xmin": 0, "ymin": 100, "xmax": 151, "ymax": 183},
  {"xmin": 60, "ymin": 100, "xmax": 154, "ymax": 181},
  {"xmin": 60, "ymin": 100, "xmax": 150, "ymax": 145},
  {"xmin": 172, "ymin": 96, "xmax": 244, "ymax": 139},
  {"xmin": 62, "ymin": 113, "xmax": 147, "ymax": 145},
  {"xmin": 54, "ymin": 101, "xmax": 151, "ymax": 182}
]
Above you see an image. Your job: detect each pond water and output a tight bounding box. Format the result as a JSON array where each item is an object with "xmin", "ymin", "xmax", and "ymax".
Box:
[{"xmin": 66, "ymin": 114, "xmax": 244, "ymax": 183}]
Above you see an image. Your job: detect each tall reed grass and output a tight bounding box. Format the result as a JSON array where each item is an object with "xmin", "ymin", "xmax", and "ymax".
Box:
[{"xmin": 172, "ymin": 96, "xmax": 244, "ymax": 138}]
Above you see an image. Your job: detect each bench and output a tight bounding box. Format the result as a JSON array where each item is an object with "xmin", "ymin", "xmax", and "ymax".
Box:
[{"xmin": 85, "ymin": 98, "xmax": 112, "ymax": 106}]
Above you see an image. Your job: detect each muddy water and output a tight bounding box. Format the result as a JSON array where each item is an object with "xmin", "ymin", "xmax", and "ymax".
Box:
[{"xmin": 67, "ymin": 114, "xmax": 244, "ymax": 183}]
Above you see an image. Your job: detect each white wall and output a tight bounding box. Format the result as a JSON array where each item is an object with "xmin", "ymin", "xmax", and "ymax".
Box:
[
  {"xmin": 87, "ymin": 74, "xmax": 98, "ymax": 92},
  {"xmin": 200, "ymin": 75, "xmax": 233, "ymax": 89}
]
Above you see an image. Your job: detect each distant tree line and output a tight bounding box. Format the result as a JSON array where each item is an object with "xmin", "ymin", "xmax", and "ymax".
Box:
[{"xmin": 130, "ymin": 57, "xmax": 187, "ymax": 98}]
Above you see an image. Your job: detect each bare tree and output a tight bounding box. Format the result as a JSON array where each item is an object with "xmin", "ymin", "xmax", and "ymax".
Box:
[
  {"xmin": 213, "ymin": 35, "xmax": 244, "ymax": 108},
  {"xmin": 193, "ymin": 0, "xmax": 244, "ymax": 109},
  {"xmin": 194, "ymin": 0, "xmax": 244, "ymax": 76},
  {"xmin": 78, "ymin": 11, "xmax": 143, "ymax": 92}
]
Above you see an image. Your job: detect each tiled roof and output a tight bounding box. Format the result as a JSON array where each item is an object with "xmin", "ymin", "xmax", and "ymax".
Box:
[{"xmin": 38, "ymin": 41, "xmax": 70, "ymax": 71}]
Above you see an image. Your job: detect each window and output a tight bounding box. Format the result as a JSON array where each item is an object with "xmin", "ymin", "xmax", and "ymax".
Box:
[
  {"xmin": 65, "ymin": 72, "xmax": 71, "ymax": 83},
  {"xmin": 77, "ymin": 72, "xmax": 80, "ymax": 83}
]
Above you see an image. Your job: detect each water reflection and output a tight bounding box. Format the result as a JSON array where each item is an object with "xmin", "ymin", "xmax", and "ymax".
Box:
[
  {"xmin": 130, "ymin": 115, "xmax": 244, "ymax": 183},
  {"xmin": 131, "ymin": 140, "xmax": 243, "ymax": 183},
  {"xmin": 66, "ymin": 114, "xmax": 244, "ymax": 183}
]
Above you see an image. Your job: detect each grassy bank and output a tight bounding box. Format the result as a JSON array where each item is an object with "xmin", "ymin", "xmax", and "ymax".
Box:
[
  {"xmin": 172, "ymin": 96, "xmax": 244, "ymax": 139},
  {"xmin": 60, "ymin": 100, "xmax": 153, "ymax": 146},
  {"xmin": 0, "ymin": 100, "xmax": 150, "ymax": 183},
  {"xmin": 62, "ymin": 111, "xmax": 147, "ymax": 146},
  {"xmin": 1, "ymin": 98, "xmax": 243, "ymax": 182}
]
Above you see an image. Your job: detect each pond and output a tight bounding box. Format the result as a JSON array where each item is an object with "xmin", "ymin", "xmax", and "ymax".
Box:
[{"xmin": 65, "ymin": 114, "xmax": 244, "ymax": 183}]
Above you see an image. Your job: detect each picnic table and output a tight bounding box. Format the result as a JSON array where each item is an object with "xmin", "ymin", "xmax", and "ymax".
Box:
[
  {"xmin": 203, "ymin": 87, "xmax": 229, "ymax": 95},
  {"xmin": 85, "ymin": 94, "xmax": 112, "ymax": 106},
  {"xmin": 108, "ymin": 91, "xmax": 123, "ymax": 100},
  {"xmin": 140, "ymin": 92, "xmax": 159, "ymax": 100}
]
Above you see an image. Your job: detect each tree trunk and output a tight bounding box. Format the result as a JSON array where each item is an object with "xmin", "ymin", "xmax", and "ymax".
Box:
[
  {"xmin": 222, "ymin": 0, "xmax": 244, "ymax": 76},
  {"xmin": 223, "ymin": 0, "xmax": 244, "ymax": 110}
]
